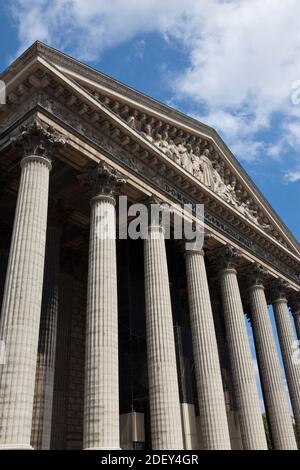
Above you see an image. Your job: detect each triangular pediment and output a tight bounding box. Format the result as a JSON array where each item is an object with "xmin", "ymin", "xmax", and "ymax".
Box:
[{"xmin": 1, "ymin": 41, "xmax": 300, "ymax": 263}]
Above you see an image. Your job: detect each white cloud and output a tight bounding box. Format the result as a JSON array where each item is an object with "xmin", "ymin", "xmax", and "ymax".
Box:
[
  {"xmin": 284, "ymin": 168, "xmax": 300, "ymax": 183},
  {"xmin": 8, "ymin": 0, "xmax": 300, "ymax": 168},
  {"xmin": 284, "ymin": 122, "xmax": 300, "ymax": 148},
  {"xmin": 230, "ymin": 140, "xmax": 265, "ymax": 163},
  {"xmin": 9, "ymin": 0, "xmax": 192, "ymax": 61},
  {"xmin": 170, "ymin": 0, "xmax": 300, "ymax": 163},
  {"xmin": 126, "ymin": 39, "xmax": 146, "ymax": 62}
]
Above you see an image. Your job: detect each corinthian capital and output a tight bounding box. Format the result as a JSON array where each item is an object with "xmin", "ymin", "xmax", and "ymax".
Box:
[
  {"xmin": 10, "ymin": 120, "xmax": 66, "ymax": 159},
  {"xmin": 79, "ymin": 160, "xmax": 127, "ymax": 198},
  {"xmin": 268, "ymin": 278, "xmax": 290, "ymax": 303},
  {"xmin": 209, "ymin": 244, "xmax": 242, "ymax": 270},
  {"xmin": 288, "ymin": 292, "xmax": 300, "ymax": 315},
  {"xmin": 245, "ymin": 262, "xmax": 269, "ymax": 289}
]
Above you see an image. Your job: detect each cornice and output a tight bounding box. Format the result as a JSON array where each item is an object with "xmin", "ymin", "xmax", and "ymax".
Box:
[
  {"xmin": 1, "ymin": 91, "xmax": 300, "ymax": 287},
  {"xmin": 0, "ymin": 44, "xmax": 299, "ymax": 261},
  {"xmin": 29, "ymin": 42, "xmax": 299, "ymax": 252}
]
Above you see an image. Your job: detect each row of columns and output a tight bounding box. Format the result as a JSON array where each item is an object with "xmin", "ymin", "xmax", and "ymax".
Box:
[
  {"xmin": 249, "ymin": 277, "xmax": 297, "ymax": 449},
  {"xmin": 0, "ymin": 122, "xmax": 299, "ymax": 450},
  {"xmin": 219, "ymin": 255, "xmax": 268, "ymax": 449}
]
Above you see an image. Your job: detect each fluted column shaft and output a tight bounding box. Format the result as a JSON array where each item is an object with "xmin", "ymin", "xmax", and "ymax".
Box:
[
  {"xmin": 0, "ymin": 251, "xmax": 9, "ymax": 318},
  {"xmin": 293, "ymin": 310, "xmax": 300, "ymax": 341},
  {"xmin": 249, "ymin": 284, "xmax": 297, "ymax": 449},
  {"xmin": 272, "ymin": 297, "xmax": 300, "ymax": 440},
  {"xmin": 31, "ymin": 226, "xmax": 61, "ymax": 449},
  {"xmin": 220, "ymin": 267, "xmax": 267, "ymax": 449},
  {"xmin": 83, "ymin": 194, "xmax": 119, "ymax": 450},
  {"xmin": 185, "ymin": 249, "xmax": 230, "ymax": 449},
  {"xmin": 144, "ymin": 225, "xmax": 183, "ymax": 450},
  {"xmin": 0, "ymin": 155, "xmax": 51, "ymax": 449}
]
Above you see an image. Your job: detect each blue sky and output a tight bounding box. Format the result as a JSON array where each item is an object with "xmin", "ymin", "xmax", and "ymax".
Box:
[{"xmin": 0, "ymin": 0, "xmax": 299, "ymax": 414}]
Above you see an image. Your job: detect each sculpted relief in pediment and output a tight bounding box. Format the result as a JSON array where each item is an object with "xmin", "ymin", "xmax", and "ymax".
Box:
[
  {"xmin": 122, "ymin": 114, "xmax": 271, "ymax": 232},
  {"xmin": 0, "ymin": 79, "xmax": 280, "ymax": 243}
]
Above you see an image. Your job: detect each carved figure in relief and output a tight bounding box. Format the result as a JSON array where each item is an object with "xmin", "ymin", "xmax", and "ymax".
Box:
[
  {"xmin": 193, "ymin": 145, "xmax": 200, "ymax": 156},
  {"xmin": 141, "ymin": 123, "xmax": 154, "ymax": 142},
  {"xmin": 191, "ymin": 155, "xmax": 201, "ymax": 179},
  {"xmin": 199, "ymin": 149, "xmax": 214, "ymax": 188},
  {"xmin": 170, "ymin": 142, "xmax": 182, "ymax": 166},
  {"xmin": 179, "ymin": 148, "xmax": 189, "ymax": 170},
  {"xmin": 126, "ymin": 110, "xmax": 140, "ymax": 130},
  {"xmin": 224, "ymin": 177, "xmax": 239, "ymax": 207},
  {"xmin": 212, "ymin": 163, "xmax": 227, "ymax": 196},
  {"xmin": 155, "ymin": 131, "xmax": 171, "ymax": 156},
  {"xmin": 241, "ymin": 200, "xmax": 260, "ymax": 225},
  {"xmin": 260, "ymin": 220, "xmax": 272, "ymax": 231},
  {"xmin": 134, "ymin": 125, "xmax": 274, "ymax": 234},
  {"xmin": 237, "ymin": 199, "xmax": 257, "ymax": 224}
]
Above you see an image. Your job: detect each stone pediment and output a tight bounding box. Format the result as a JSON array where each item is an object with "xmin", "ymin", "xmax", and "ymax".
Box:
[{"xmin": 1, "ymin": 41, "xmax": 300, "ymax": 267}]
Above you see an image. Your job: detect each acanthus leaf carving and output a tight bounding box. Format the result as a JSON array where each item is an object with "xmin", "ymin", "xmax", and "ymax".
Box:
[
  {"xmin": 10, "ymin": 118, "xmax": 66, "ymax": 158},
  {"xmin": 78, "ymin": 160, "xmax": 127, "ymax": 197}
]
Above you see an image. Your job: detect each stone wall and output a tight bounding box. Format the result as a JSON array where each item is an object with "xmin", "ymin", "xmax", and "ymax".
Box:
[{"xmin": 51, "ymin": 273, "xmax": 86, "ymax": 450}]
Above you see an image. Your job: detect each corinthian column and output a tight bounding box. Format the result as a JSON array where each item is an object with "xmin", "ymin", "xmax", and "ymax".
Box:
[
  {"xmin": 271, "ymin": 284, "xmax": 300, "ymax": 441},
  {"xmin": 82, "ymin": 161, "xmax": 126, "ymax": 450},
  {"xmin": 293, "ymin": 310, "xmax": 300, "ymax": 342},
  {"xmin": 290, "ymin": 296, "xmax": 300, "ymax": 342},
  {"xmin": 218, "ymin": 246, "xmax": 267, "ymax": 450},
  {"xmin": 144, "ymin": 200, "xmax": 183, "ymax": 450},
  {"xmin": 0, "ymin": 121, "xmax": 65, "ymax": 449},
  {"xmin": 185, "ymin": 246, "xmax": 231, "ymax": 449},
  {"xmin": 31, "ymin": 215, "xmax": 63, "ymax": 450},
  {"xmin": 248, "ymin": 265, "xmax": 297, "ymax": 450},
  {"xmin": 0, "ymin": 249, "xmax": 9, "ymax": 316}
]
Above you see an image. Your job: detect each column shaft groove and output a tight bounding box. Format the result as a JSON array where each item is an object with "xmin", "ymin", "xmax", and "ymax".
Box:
[
  {"xmin": 83, "ymin": 196, "xmax": 120, "ymax": 450},
  {"xmin": 186, "ymin": 251, "xmax": 231, "ymax": 449},
  {"xmin": 220, "ymin": 268, "xmax": 267, "ymax": 450},
  {"xmin": 144, "ymin": 226, "xmax": 183, "ymax": 450},
  {"xmin": 0, "ymin": 156, "xmax": 51, "ymax": 449},
  {"xmin": 293, "ymin": 312, "xmax": 300, "ymax": 342},
  {"xmin": 31, "ymin": 226, "xmax": 61, "ymax": 449},
  {"xmin": 249, "ymin": 285, "xmax": 297, "ymax": 449},
  {"xmin": 273, "ymin": 299, "xmax": 300, "ymax": 441}
]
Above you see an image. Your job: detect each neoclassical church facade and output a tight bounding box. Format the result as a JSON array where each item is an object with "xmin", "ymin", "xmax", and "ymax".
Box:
[{"xmin": 0, "ymin": 42, "xmax": 299, "ymax": 450}]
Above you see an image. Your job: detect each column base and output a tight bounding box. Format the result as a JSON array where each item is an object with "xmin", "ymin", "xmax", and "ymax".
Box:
[{"xmin": 0, "ymin": 444, "xmax": 34, "ymax": 450}]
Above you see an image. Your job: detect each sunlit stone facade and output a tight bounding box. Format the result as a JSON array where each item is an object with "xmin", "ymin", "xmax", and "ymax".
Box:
[{"xmin": 0, "ymin": 42, "xmax": 299, "ymax": 450}]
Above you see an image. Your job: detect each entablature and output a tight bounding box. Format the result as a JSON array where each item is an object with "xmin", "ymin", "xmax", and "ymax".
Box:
[{"xmin": 0, "ymin": 57, "xmax": 300, "ymax": 286}]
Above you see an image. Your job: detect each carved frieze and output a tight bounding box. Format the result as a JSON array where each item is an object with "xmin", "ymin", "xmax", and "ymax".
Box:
[
  {"xmin": 0, "ymin": 89, "xmax": 299, "ymax": 283},
  {"xmin": 135, "ymin": 121, "xmax": 273, "ymax": 232},
  {"xmin": 88, "ymin": 89, "xmax": 275, "ymax": 235}
]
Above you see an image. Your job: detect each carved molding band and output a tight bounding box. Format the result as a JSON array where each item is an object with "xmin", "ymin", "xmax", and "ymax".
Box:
[{"xmin": 1, "ymin": 91, "xmax": 299, "ymax": 283}]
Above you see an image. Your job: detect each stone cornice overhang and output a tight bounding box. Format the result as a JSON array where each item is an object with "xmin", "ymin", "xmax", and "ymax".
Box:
[
  {"xmin": 2, "ymin": 42, "xmax": 299, "ymax": 256},
  {"xmin": 0, "ymin": 45, "xmax": 299, "ymax": 286},
  {"xmin": 1, "ymin": 96, "xmax": 300, "ymax": 290},
  {"xmin": 21, "ymin": 41, "xmax": 300, "ymax": 255}
]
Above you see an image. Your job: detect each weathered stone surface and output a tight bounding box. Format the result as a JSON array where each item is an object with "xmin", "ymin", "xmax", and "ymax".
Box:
[
  {"xmin": 0, "ymin": 154, "xmax": 52, "ymax": 449},
  {"xmin": 249, "ymin": 280, "xmax": 297, "ymax": 450},
  {"xmin": 185, "ymin": 248, "xmax": 231, "ymax": 449},
  {"xmin": 31, "ymin": 226, "xmax": 61, "ymax": 450},
  {"xmin": 83, "ymin": 162, "xmax": 124, "ymax": 450},
  {"xmin": 144, "ymin": 223, "xmax": 183, "ymax": 450},
  {"xmin": 272, "ymin": 295, "xmax": 300, "ymax": 442},
  {"xmin": 218, "ymin": 249, "xmax": 267, "ymax": 450}
]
